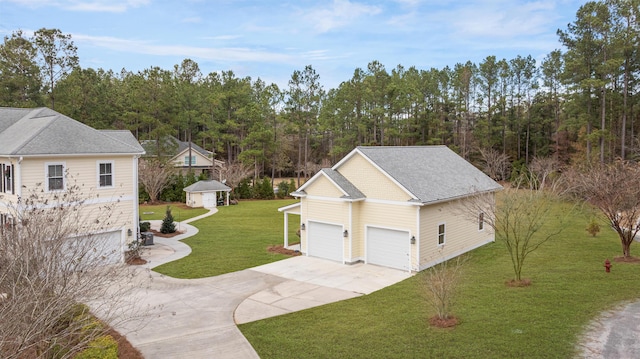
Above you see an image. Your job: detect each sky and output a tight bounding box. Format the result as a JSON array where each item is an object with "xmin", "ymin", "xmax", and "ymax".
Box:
[{"xmin": 0, "ymin": 0, "xmax": 586, "ymax": 90}]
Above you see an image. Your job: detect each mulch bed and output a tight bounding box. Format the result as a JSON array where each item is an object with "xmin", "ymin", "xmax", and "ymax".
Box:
[
  {"xmin": 505, "ymin": 278, "xmax": 532, "ymax": 287},
  {"xmin": 429, "ymin": 316, "xmax": 459, "ymax": 328},
  {"xmin": 267, "ymin": 245, "xmax": 302, "ymax": 256},
  {"xmin": 149, "ymin": 229, "xmax": 184, "ymax": 238},
  {"xmin": 106, "ymin": 327, "xmax": 144, "ymax": 359},
  {"xmin": 613, "ymin": 256, "xmax": 640, "ymax": 263}
]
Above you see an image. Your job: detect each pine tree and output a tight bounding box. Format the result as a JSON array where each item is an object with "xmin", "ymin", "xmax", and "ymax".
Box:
[{"xmin": 160, "ymin": 205, "xmax": 176, "ymax": 234}]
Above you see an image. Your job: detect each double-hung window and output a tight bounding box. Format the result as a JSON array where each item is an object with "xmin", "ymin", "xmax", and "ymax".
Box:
[
  {"xmin": 1, "ymin": 164, "xmax": 13, "ymax": 194},
  {"xmin": 438, "ymin": 223, "xmax": 446, "ymax": 245},
  {"xmin": 47, "ymin": 163, "xmax": 64, "ymax": 191},
  {"xmin": 98, "ymin": 162, "xmax": 114, "ymax": 188}
]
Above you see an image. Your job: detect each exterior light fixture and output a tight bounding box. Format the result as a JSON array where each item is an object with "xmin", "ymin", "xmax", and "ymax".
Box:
[
  {"xmin": 410, "ymin": 236, "xmax": 416, "ymax": 244},
  {"xmin": 127, "ymin": 229, "xmax": 133, "ymax": 237},
  {"xmin": 343, "ymin": 229, "xmax": 349, "ymax": 237},
  {"xmin": 301, "ymin": 223, "xmax": 306, "ymax": 231}
]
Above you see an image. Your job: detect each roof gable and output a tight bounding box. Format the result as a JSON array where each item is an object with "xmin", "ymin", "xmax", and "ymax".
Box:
[
  {"xmin": 344, "ymin": 146, "xmax": 501, "ymax": 204},
  {"xmin": 293, "ymin": 168, "xmax": 365, "ymax": 200},
  {"xmin": 0, "ymin": 107, "xmax": 144, "ymax": 156}
]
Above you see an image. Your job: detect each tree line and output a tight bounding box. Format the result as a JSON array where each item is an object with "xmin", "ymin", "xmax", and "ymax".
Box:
[{"xmin": 2, "ymin": 0, "xmax": 640, "ymax": 181}]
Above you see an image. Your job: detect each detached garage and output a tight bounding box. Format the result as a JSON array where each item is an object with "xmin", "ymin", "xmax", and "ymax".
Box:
[{"xmin": 280, "ymin": 146, "xmax": 502, "ymax": 272}]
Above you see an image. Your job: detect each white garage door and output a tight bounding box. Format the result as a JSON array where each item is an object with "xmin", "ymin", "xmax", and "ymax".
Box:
[
  {"xmin": 202, "ymin": 193, "xmax": 217, "ymax": 208},
  {"xmin": 66, "ymin": 230, "xmax": 124, "ymax": 266},
  {"xmin": 367, "ymin": 227, "xmax": 411, "ymax": 270},
  {"xmin": 307, "ymin": 221, "xmax": 343, "ymax": 262}
]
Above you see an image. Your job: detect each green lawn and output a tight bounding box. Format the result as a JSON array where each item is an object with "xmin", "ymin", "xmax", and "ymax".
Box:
[
  {"xmin": 153, "ymin": 199, "xmax": 300, "ymax": 278},
  {"xmin": 238, "ymin": 202, "xmax": 640, "ymax": 358},
  {"xmin": 139, "ymin": 203, "xmax": 209, "ymax": 221}
]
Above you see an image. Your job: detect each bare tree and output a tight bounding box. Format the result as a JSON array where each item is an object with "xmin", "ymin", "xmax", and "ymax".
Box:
[
  {"xmin": 528, "ymin": 156, "xmax": 559, "ymax": 191},
  {"xmin": 422, "ymin": 255, "xmax": 466, "ymax": 326},
  {"xmin": 222, "ymin": 161, "xmax": 253, "ymax": 192},
  {"xmin": 478, "ymin": 147, "xmax": 511, "ymax": 181},
  {"xmin": 0, "ymin": 183, "xmax": 145, "ymax": 358},
  {"xmin": 564, "ymin": 161, "xmax": 640, "ymax": 258},
  {"xmin": 464, "ymin": 189, "xmax": 565, "ymax": 283},
  {"xmin": 138, "ymin": 158, "xmax": 174, "ymax": 203}
]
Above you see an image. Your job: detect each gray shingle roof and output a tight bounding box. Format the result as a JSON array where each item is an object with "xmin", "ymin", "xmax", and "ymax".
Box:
[
  {"xmin": 321, "ymin": 168, "xmax": 365, "ymax": 200},
  {"xmin": 352, "ymin": 146, "xmax": 502, "ymax": 204},
  {"xmin": 0, "ymin": 107, "xmax": 144, "ymax": 156},
  {"xmin": 183, "ymin": 180, "xmax": 231, "ymax": 193}
]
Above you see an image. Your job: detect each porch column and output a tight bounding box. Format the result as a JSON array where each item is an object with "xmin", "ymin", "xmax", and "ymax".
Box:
[{"xmin": 283, "ymin": 213, "xmax": 289, "ymax": 247}]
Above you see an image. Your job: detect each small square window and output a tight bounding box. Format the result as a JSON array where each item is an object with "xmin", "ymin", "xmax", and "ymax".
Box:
[
  {"xmin": 184, "ymin": 156, "xmax": 196, "ymax": 165},
  {"xmin": 438, "ymin": 223, "xmax": 445, "ymax": 245}
]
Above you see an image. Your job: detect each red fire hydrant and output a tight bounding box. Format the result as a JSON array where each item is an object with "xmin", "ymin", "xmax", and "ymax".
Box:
[{"xmin": 604, "ymin": 259, "xmax": 612, "ymax": 273}]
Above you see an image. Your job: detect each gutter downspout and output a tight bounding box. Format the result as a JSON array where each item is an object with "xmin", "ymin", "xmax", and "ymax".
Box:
[{"xmin": 15, "ymin": 156, "xmax": 23, "ymax": 198}]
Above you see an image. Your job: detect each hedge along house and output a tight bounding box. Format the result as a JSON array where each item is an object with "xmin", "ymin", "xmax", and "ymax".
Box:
[
  {"xmin": 0, "ymin": 107, "xmax": 145, "ymax": 264},
  {"xmin": 183, "ymin": 179, "xmax": 231, "ymax": 208},
  {"xmin": 278, "ymin": 146, "xmax": 502, "ymax": 272}
]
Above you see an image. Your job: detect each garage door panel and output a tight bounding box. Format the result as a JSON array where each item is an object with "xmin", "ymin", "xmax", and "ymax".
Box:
[
  {"xmin": 307, "ymin": 221, "xmax": 343, "ymax": 262},
  {"xmin": 65, "ymin": 230, "xmax": 123, "ymax": 267},
  {"xmin": 367, "ymin": 227, "xmax": 410, "ymax": 270}
]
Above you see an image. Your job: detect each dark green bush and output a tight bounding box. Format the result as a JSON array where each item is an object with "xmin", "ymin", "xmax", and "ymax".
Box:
[{"xmin": 160, "ymin": 206, "xmax": 176, "ymax": 234}]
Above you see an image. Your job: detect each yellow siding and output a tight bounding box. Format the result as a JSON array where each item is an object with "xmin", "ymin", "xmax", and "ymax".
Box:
[
  {"xmin": 187, "ymin": 192, "xmax": 204, "ymax": 208},
  {"xmin": 172, "ymin": 149, "xmax": 212, "ymax": 167},
  {"xmin": 304, "ymin": 174, "xmax": 344, "ymax": 198},
  {"xmin": 337, "ymin": 153, "xmax": 412, "ymax": 202},
  {"xmin": 419, "ymin": 195, "xmax": 495, "ymax": 269},
  {"xmin": 8, "ymin": 155, "xmax": 138, "ymax": 244}
]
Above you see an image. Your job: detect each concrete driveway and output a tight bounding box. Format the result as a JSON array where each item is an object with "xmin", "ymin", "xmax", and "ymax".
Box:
[{"xmin": 112, "ymin": 236, "xmax": 412, "ymax": 359}]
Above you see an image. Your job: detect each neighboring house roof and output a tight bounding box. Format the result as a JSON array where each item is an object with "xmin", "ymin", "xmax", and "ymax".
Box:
[
  {"xmin": 141, "ymin": 136, "xmax": 211, "ymax": 158},
  {"xmin": 183, "ymin": 180, "xmax": 231, "ymax": 193},
  {"xmin": 0, "ymin": 107, "xmax": 144, "ymax": 156},
  {"xmin": 351, "ymin": 146, "xmax": 502, "ymax": 204}
]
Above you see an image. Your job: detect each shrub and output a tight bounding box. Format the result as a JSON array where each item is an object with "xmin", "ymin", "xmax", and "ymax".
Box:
[
  {"xmin": 256, "ymin": 177, "xmax": 275, "ymax": 199},
  {"xmin": 160, "ymin": 206, "xmax": 176, "ymax": 234},
  {"xmin": 235, "ymin": 178, "xmax": 253, "ymax": 199},
  {"xmin": 75, "ymin": 335, "xmax": 118, "ymax": 359},
  {"xmin": 139, "ymin": 221, "xmax": 151, "ymax": 232},
  {"xmin": 276, "ymin": 180, "xmax": 289, "ymax": 199},
  {"xmin": 586, "ymin": 218, "xmax": 600, "ymax": 237}
]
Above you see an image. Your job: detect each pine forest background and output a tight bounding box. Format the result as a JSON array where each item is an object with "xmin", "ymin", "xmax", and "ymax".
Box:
[{"xmin": 2, "ymin": 1, "xmax": 640, "ymax": 183}]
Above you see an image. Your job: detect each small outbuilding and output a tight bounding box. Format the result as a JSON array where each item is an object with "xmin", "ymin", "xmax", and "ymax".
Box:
[{"xmin": 184, "ymin": 180, "xmax": 231, "ymax": 208}]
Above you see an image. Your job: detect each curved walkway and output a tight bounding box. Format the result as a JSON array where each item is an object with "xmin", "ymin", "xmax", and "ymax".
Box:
[{"xmin": 111, "ymin": 207, "xmax": 411, "ymax": 359}]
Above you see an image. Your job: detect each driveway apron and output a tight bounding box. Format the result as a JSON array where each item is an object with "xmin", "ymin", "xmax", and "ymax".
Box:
[{"xmin": 116, "ymin": 269, "xmax": 286, "ymax": 359}]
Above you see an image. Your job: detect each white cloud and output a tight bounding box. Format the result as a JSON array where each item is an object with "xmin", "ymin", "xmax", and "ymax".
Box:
[
  {"xmin": 3, "ymin": 0, "xmax": 150, "ymax": 12},
  {"xmin": 73, "ymin": 33, "xmax": 295, "ymax": 63},
  {"xmin": 444, "ymin": 1, "xmax": 560, "ymax": 39},
  {"xmin": 305, "ymin": 0, "xmax": 382, "ymax": 33}
]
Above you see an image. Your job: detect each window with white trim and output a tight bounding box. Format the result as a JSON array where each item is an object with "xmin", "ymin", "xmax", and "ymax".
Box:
[
  {"xmin": 98, "ymin": 162, "xmax": 114, "ymax": 188},
  {"xmin": 438, "ymin": 223, "xmax": 446, "ymax": 245},
  {"xmin": 184, "ymin": 156, "xmax": 196, "ymax": 165},
  {"xmin": 478, "ymin": 212, "xmax": 485, "ymax": 231},
  {"xmin": 47, "ymin": 163, "xmax": 64, "ymax": 191},
  {"xmin": 1, "ymin": 164, "xmax": 13, "ymax": 194}
]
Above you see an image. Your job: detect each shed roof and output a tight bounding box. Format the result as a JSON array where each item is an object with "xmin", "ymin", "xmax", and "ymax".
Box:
[
  {"xmin": 183, "ymin": 180, "xmax": 231, "ymax": 193},
  {"xmin": 0, "ymin": 107, "xmax": 144, "ymax": 156}
]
